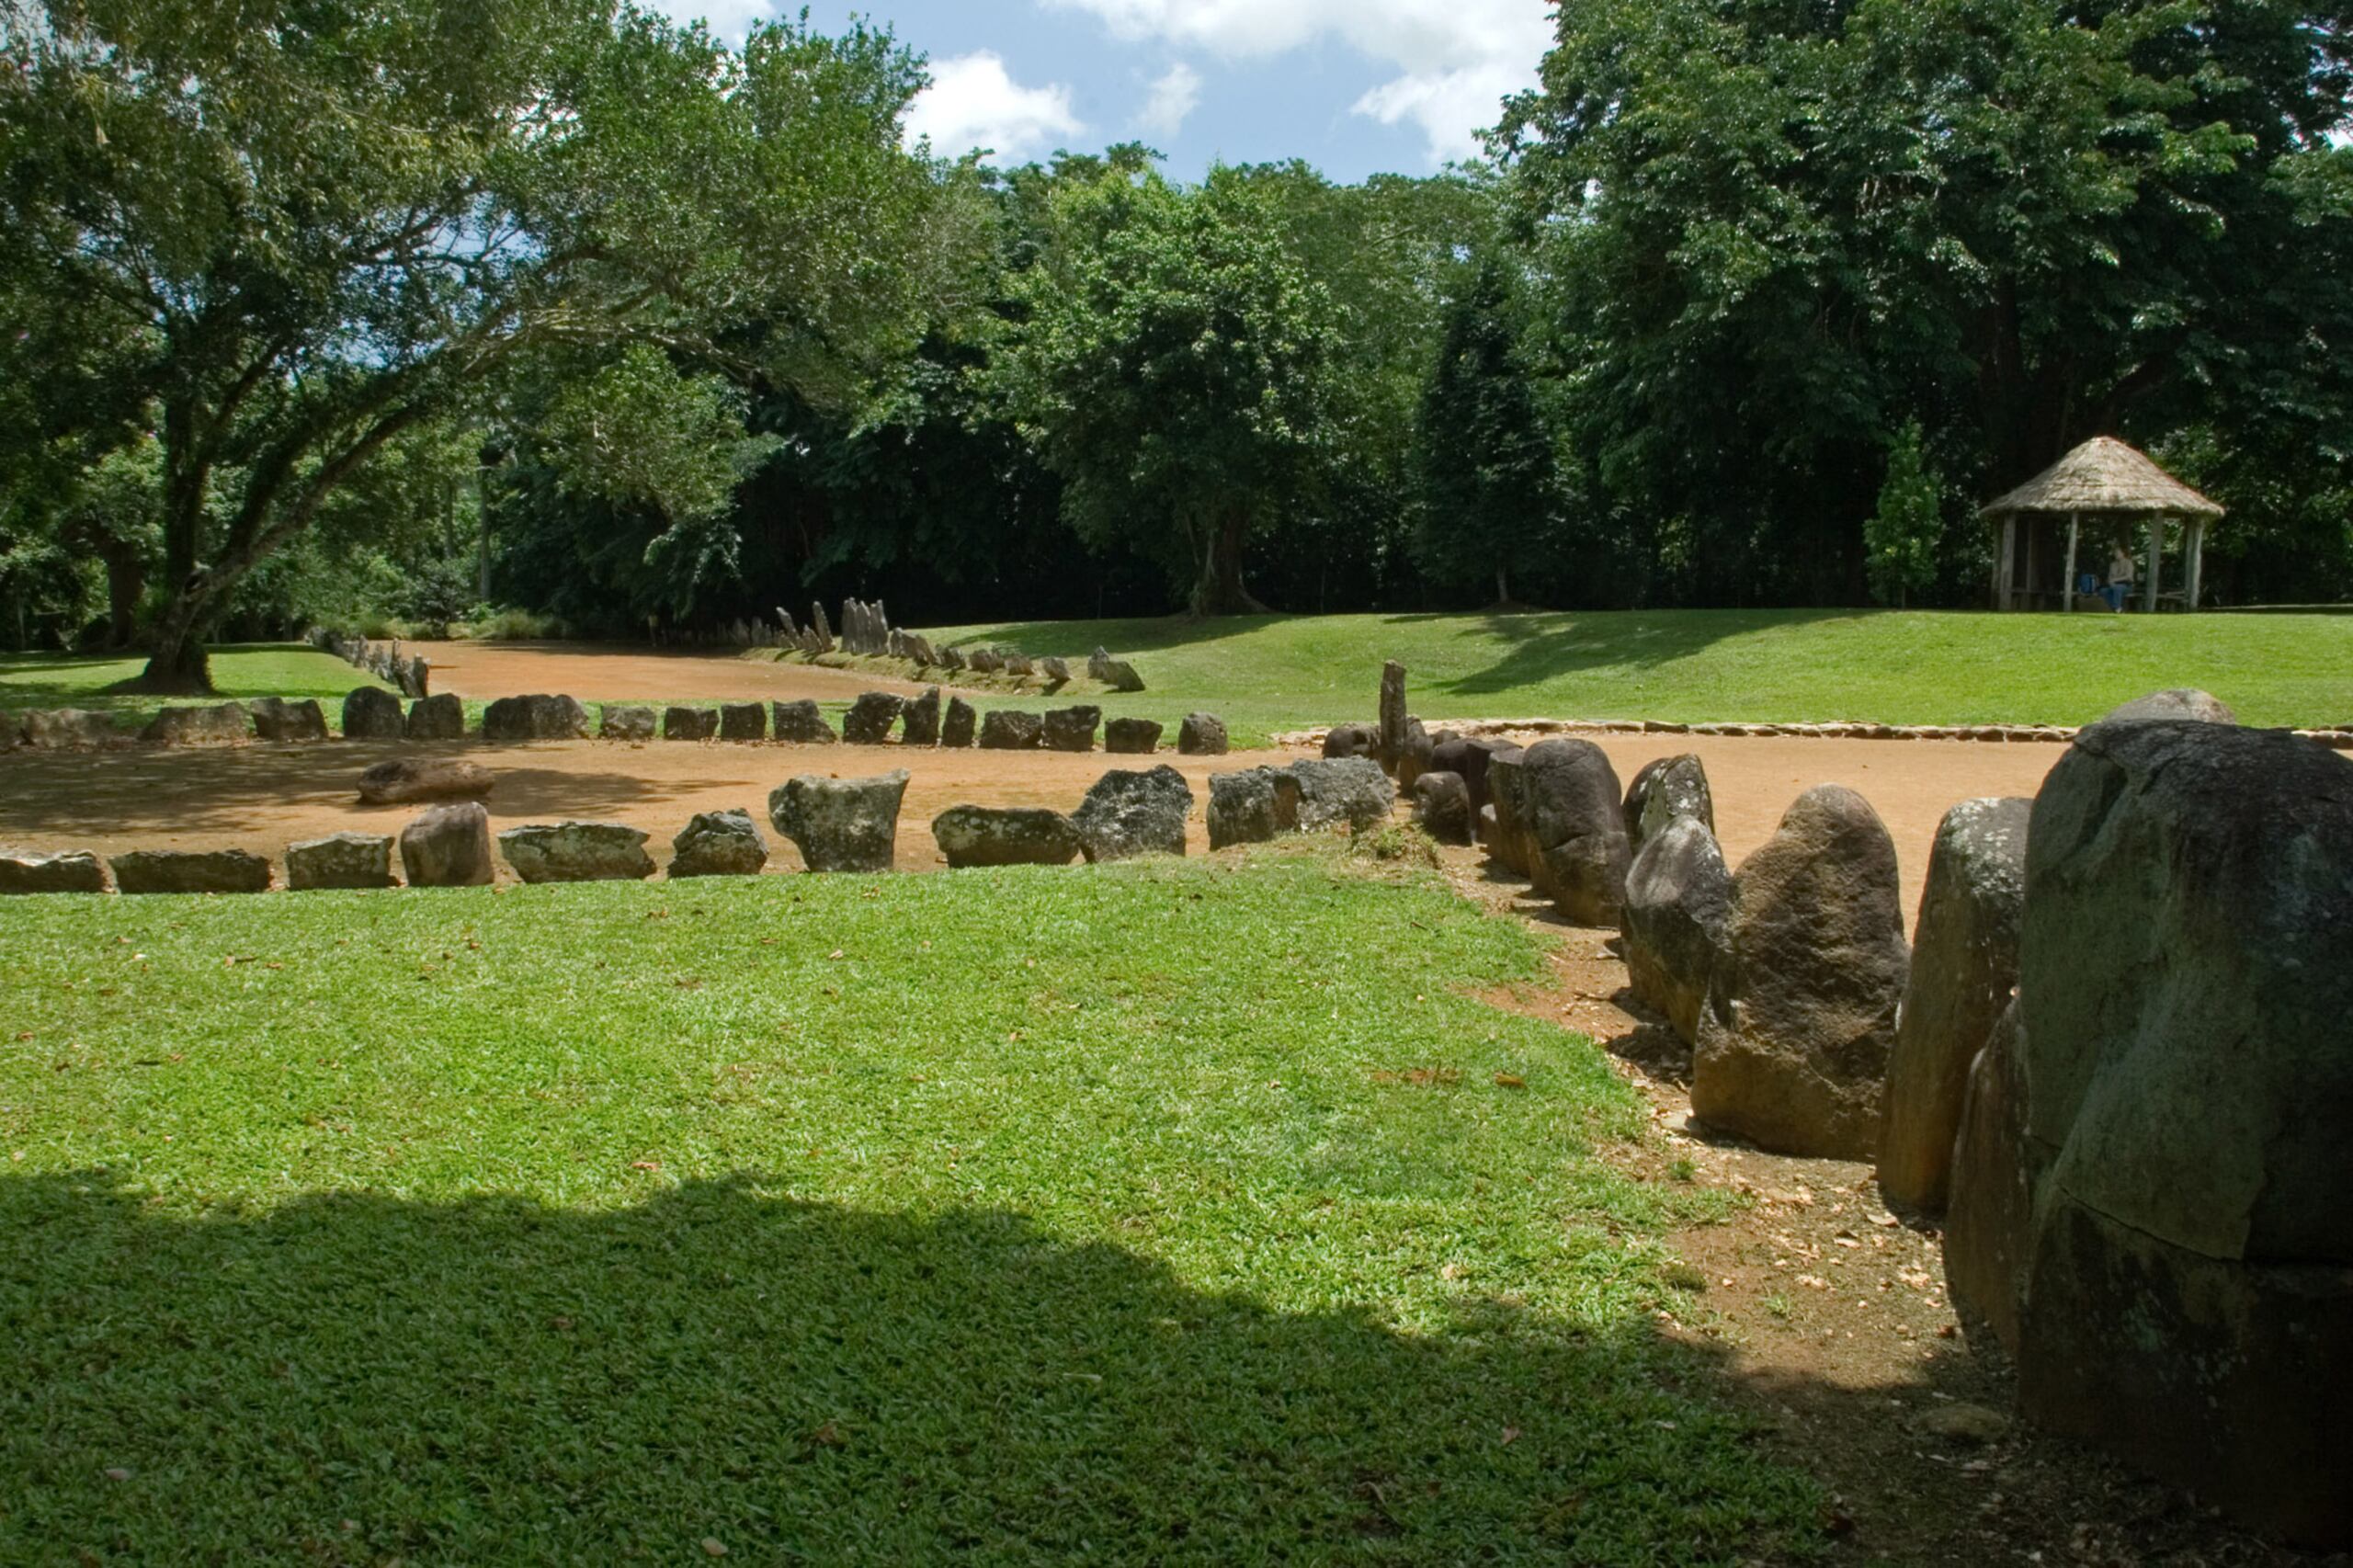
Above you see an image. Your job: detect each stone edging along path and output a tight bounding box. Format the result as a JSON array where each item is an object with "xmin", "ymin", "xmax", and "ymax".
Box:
[{"xmin": 1274, "ymin": 716, "xmax": 2353, "ymax": 750}]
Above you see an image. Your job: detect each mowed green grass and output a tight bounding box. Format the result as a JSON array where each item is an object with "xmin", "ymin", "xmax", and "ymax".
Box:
[
  {"xmin": 0, "ymin": 643, "xmax": 393, "ymax": 729},
  {"xmin": 929, "ymin": 608, "xmax": 2352, "ymax": 743},
  {"xmin": 0, "ymin": 850, "xmax": 1820, "ymax": 1564}
]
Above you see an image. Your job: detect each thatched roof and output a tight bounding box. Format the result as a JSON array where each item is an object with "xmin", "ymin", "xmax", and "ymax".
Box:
[{"xmin": 1980, "ymin": 436, "xmax": 2224, "ymax": 520}]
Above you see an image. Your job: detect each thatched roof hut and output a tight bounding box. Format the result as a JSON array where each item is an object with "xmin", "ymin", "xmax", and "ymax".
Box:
[{"xmin": 1978, "ymin": 437, "xmax": 2223, "ymax": 612}]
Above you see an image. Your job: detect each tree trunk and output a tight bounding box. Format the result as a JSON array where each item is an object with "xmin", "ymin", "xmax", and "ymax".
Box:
[
  {"xmin": 101, "ymin": 546, "xmax": 145, "ymax": 649},
  {"xmin": 137, "ymin": 585, "xmax": 217, "ymax": 693},
  {"xmin": 1190, "ymin": 508, "xmax": 1268, "ymax": 618},
  {"xmin": 1495, "ymin": 564, "xmax": 1512, "ymax": 607}
]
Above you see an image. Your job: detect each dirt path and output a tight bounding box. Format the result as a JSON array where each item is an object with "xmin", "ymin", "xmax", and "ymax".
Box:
[
  {"xmin": 1449, "ymin": 857, "xmax": 2335, "ymax": 1567},
  {"xmin": 1, "ymin": 731, "xmax": 2062, "ymax": 903}
]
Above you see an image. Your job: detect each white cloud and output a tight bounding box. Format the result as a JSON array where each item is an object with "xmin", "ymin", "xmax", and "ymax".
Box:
[
  {"xmin": 646, "ymin": 0, "xmax": 776, "ymax": 41},
  {"xmin": 904, "ymin": 52, "xmax": 1086, "ymax": 165},
  {"xmin": 1043, "ymin": 0, "xmax": 1552, "ymax": 162},
  {"xmin": 1137, "ymin": 62, "xmax": 1203, "ymax": 139}
]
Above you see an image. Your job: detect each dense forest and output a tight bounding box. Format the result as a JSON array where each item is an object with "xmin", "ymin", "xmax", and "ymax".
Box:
[{"xmin": 3, "ymin": 0, "xmax": 2348, "ymax": 686}]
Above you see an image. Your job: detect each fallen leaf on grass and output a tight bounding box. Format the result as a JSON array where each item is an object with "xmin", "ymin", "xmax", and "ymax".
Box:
[
  {"xmin": 1500, "ymin": 1426, "xmax": 1521, "ymax": 1446},
  {"xmin": 1493, "ymin": 1074, "xmax": 1527, "ymax": 1090},
  {"xmin": 701, "ymin": 1539, "xmax": 727, "ymax": 1557},
  {"xmin": 631, "ymin": 1160, "xmax": 662, "ymax": 1172}
]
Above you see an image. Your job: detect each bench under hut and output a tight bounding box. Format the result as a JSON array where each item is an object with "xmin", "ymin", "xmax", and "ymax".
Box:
[{"xmin": 1979, "ymin": 437, "xmax": 2224, "ymax": 612}]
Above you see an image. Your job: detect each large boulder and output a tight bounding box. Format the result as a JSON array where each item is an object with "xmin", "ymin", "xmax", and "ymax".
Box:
[
  {"xmin": 1176, "ymin": 712, "xmax": 1229, "ymax": 756},
  {"xmin": 932, "ymin": 806, "xmax": 1085, "ymax": 869},
  {"xmin": 1622, "ymin": 754, "xmax": 1715, "ymax": 859},
  {"xmin": 1287, "ymin": 757, "xmax": 1395, "ymax": 832},
  {"xmin": 111, "ymin": 848, "xmax": 273, "ymax": 895},
  {"xmin": 1508, "ymin": 740, "xmax": 1632, "ymax": 925},
  {"xmin": 2100, "ymin": 687, "xmax": 2236, "ymax": 726},
  {"xmin": 401, "ymin": 802, "xmax": 494, "ymax": 887},
  {"xmin": 940, "ymin": 696, "xmax": 977, "ymax": 749},
  {"xmin": 287, "ymin": 833, "xmax": 397, "ymax": 892},
  {"xmin": 1410, "ymin": 770, "xmax": 1474, "ymax": 846},
  {"xmin": 1620, "ymin": 815, "xmax": 1735, "ymax": 1046},
  {"xmin": 978, "ymin": 710, "xmax": 1043, "ymax": 751},
  {"xmin": 669, "ymin": 810, "xmax": 769, "ymax": 879},
  {"xmin": 901, "ymin": 687, "xmax": 942, "ymax": 747},
  {"xmin": 483, "ymin": 694, "xmax": 587, "ymax": 742},
  {"xmin": 1207, "ymin": 767, "xmax": 1302, "ymax": 850},
  {"xmin": 1942, "ymin": 1000, "xmax": 2037, "ymax": 1354},
  {"xmin": 343, "ymin": 687, "xmax": 406, "ymax": 740},
  {"xmin": 1395, "ymin": 719, "xmax": 1435, "ymax": 792},
  {"xmin": 600, "ymin": 704, "xmax": 657, "ymax": 743},
  {"xmin": 0, "ymin": 851, "xmax": 108, "ymax": 895},
  {"xmin": 771, "ymin": 700, "xmax": 837, "ymax": 745},
  {"xmin": 358, "ymin": 757, "xmax": 493, "ymax": 806},
  {"xmin": 719, "ymin": 702, "xmax": 767, "ymax": 743},
  {"xmin": 1073, "ymin": 766, "xmax": 1192, "ymax": 862},
  {"xmin": 405, "ymin": 693, "xmax": 465, "ymax": 741},
  {"xmin": 1105, "ymin": 717, "xmax": 1163, "ymax": 756},
  {"xmin": 1992, "ymin": 720, "xmax": 2353, "ymax": 1544},
  {"xmin": 142, "ymin": 702, "xmax": 249, "ymax": 747},
  {"xmin": 664, "ymin": 706, "xmax": 719, "ymax": 742},
  {"xmin": 21, "ymin": 709, "xmax": 120, "ymax": 749},
  {"xmin": 249, "ymin": 697, "xmax": 328, "ymax": 744},
  {"xmin": 1042, "ymin": 705, "xmax": 1101, "ymax": 754},
  {"xmin": 499, "ymin": 822, "xmax": 656, "ymax": 883},
  {"xmin": 1690, "ymin": 785, "xmax": 1909, "ymax": 1159},
  {"xmin": 768, "ymin": 769, "xmax": 910, "ymax": 874},
  {"xmin": 1877, "ymin": 796, "xmax": 2029, "ymax": 1214},
  {"xmin": 842, "ymin": 692, "xmax": 905, "ymax": 745}
]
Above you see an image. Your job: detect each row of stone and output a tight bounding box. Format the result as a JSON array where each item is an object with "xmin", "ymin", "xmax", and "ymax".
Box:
[
  {"xmin": 1298, "ymin": 712, "xmax": 2353, "ymax": 751},
  {"xmin": 759, "ymin": 597, "xmax": 1147, "ymax": 693},
  {"xmin": 307, "ymin": 626, "xmax": 430, "ymax": 698},
  {"xmin": 5, "ymin": 696, "xmax": 384, "ymax": 752}
]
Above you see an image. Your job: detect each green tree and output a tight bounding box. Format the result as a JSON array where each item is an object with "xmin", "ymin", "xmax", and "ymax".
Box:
[
  {"xmin": 1863, "ymin": 423, "xmax": 1944, "ymax": 607},
  {"xmin": 0, "ymin": 0, "xmax": 967, "ymax": 688},
  {"xmin": 1003, "ymin": 164, "xmax": 1348, "ymax": 616},
  {"xmin": 1412, "ymin": 258, "xmax": 1564, "ymax": 607}
]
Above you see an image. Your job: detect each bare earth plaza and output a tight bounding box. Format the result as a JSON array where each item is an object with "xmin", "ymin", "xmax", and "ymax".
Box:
[{"xmin": 3, "ymin": 2, "xmax": 2351, "ymax": 1563}]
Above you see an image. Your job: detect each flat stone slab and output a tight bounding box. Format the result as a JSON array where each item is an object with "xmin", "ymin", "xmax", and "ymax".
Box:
[
  {"xmin": 358, "ymin": 758, "xmax": 494, "ymax": 806},
  {"xmin": 287, "ymin": 833, "xmax": 398, "ymax": 891},
  {"xmin": 932, "ymin": 806, "xmax": 1085, "ymax": 869},
  {"xmin": 0, "ymin": 851, "xmax": 108, "ymax": 895},
  {"xmin": 110, "ymin": 848, "xmax": 273, "ymax": 895},
  {"xmin": 498, "ymin": 822, "xmax": 657, "ymax": 883}
]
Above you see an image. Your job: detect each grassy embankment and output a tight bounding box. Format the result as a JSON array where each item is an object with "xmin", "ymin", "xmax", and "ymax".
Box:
[{"xmin": 0, "ymin": 849, "xmax": 1822, "ymax": 1562}]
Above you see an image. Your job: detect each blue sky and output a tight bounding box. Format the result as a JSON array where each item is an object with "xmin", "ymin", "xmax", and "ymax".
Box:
[{"xmin": 654, "ymin": 0, "xmax": 1557, "ymax": 183}]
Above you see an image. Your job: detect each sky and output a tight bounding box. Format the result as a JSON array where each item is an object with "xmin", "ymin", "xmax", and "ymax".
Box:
[{"xmin": 652, "ymin": 0, "xmax": 1558, "ymax": 182}]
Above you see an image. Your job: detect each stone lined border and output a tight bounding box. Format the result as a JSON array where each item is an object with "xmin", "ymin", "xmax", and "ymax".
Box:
[
  {"xmin": 1273, "ymin": 717, "xmax": 2353, "ymax": 751},
  {"xmin": 307, "ymin": 626, "xmax": 430, "ymax": 698}
]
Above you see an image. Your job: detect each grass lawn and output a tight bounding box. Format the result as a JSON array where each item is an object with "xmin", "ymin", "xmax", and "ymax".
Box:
[
  {"xmin": 0, "ymin": 849, "xmax": 1820, "ymax": 1563},
  {"xmin": 0, "ymin": 643, "xmax": 394, "ymax": 731},
  {"xmin": 923, "ymin": 608, "xmax": 2353, "ymax": 744}
]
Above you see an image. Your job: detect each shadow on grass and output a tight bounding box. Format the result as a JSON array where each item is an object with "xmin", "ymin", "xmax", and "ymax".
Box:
[
  {"xmin": 1398, "ymin": 609, "xmax": 1875, "ymax": 700},
  {"xmin": 0, "ymin": 1171, "xmax": 1823, "ymax": 1563},
  {"xmin": 935, "ymin": 614, "xmax": 1288, "ymax": 658},
  {"xmin": 0, "ymin": 741, "xmax": 742, "ymax": 845}
]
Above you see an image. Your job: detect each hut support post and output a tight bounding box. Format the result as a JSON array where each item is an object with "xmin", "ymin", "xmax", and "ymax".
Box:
[
  {"xmin": 2186, "ymin": 518, "xmax": 2206, "ymax": 611},
  {"xmin": 1995, "ymin": 517, "xmax": 2017, "ymax": 610},
  {"xmin": 2144, "ymin": 517, "xmax": 2163, "ymax": 613},
  {"xmin": 2063, "ymin": 514, "xmax": 2080, "ymax": 613}
]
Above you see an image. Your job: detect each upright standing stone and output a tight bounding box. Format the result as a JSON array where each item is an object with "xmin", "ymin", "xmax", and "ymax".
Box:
[
  {"xmin": 0, "ymin": 851, "xmax": 108, "ymax": 895},
  {"xmin": 1943, "ymin": 1001, "xmax": 2037, "ymax": 1353},
  {"xmin": 1691, "ymin": 786, "xmax": 1909, "ymax": 1159},
  {"xmin": 400, "ymin": 802, "xmax": 494, "ymax": 888},
  {"xmin": 842, "ymin": 692, "xmax": 905, "ymax": 745},
  {"xmin": 344, "ymin": 687, "xmax": 407, "ymax": 740},
  {"xmin": 110, "ymin": 848, "xmax": 273, "ymax": 895},
  {"xmin": 287, "ymin": 834, "xmax": 398, "ymax": 891},
  {"xmin": 901, "ymin": 687, "xmax": 942, "ymax": 747},
  {"xmin": 720, "ymin": 702, "xmax": 767, "ymax": 743},
  {"xmin": 483, "ymin": 695, "xmax": 587, "ymax": 742},
  {"xmin": 771, "ymin": 700, "xmax": 837, "ymax": 744},
  {"xmin": 941, "ymin": 696, "xmax": 977, "ymax": 749},
  {"xmin": 1104, "ymin": 718, "xmax": 1162, "ymax": 755},
  {"xmin": 1286, "ymin": 758, "xmax": 1395, "ymax": 832},
  {"xmin": 1207, "ymin": 767, "xmax": 1303, "ymax": 850},
  {"xmin": 1511, "ymin": 740, "xmax": 1632, "ymax": 925},
  {"xmin": 669, "ymin": 810, "xmax": 769, "ymax": 879},
  {"xmin": 1042, "ymin": 705, "xmax": 1101, "ymax": 753},
  {"xmin": 406, "ymin": 693, "xmax": 465, "ymax": 741},
  {"xmin": 1622, "ymin": 754, "xmax": 1716, "ymax": 859},
  {"xmin": 599, "ymin": 705, "xmax": 657, "ymax": 743},
  {"xmin": 1877, "ymin": 796, "xmax": 2029, "ymax": 1214},
  {"xmin": 1995, "ymin": 721, "xmax": 2353, "ymax": 1545},
  {"xmin": 1431, "ymin": 736, "xmax": 1509, "ymax": 812},
  {"xmin": 249, "ymin": 698, "xmax": 329, "ymax": 744},
  {"xmin": 978, "ymin": 710, "xmax": 1043, "ymax": 750},
  {"xmin": 1620, "ymin": 816, "xmax": 1736, "ymax": 1046},
  {"xmin": 1395, "ymin": 718, "xmax": 1435, "ymax": 792},
  {"xmin": 1377, "ymin": 660, "xmax": 1408, "ymax": 775},
  {"xmin": 1177, "ymin": 713, "xmax": 1229, "ymax": 756},
  {"xmin": 1410, "ymin": 771, "xmax": 1474, "ymax": 845},
  {"xmin": 664, "ymin": 706, "xmax": 719, "ymax": 742},
  {"xmin": 768, "ymin": 770, "xmax": 910, "ymax": 873},
  {"xmin": 810, "ymin": 601, "xmax": 834, "ymax": 653},
  {"xmin": 1073, "ymin": 766, "xmax": 1193, "ymax": 862}
]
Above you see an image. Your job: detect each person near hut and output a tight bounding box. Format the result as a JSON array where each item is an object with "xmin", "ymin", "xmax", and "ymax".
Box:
[{"xmin": 2105, "ymin": 543, "xmax": 2136, "ymax": 612}]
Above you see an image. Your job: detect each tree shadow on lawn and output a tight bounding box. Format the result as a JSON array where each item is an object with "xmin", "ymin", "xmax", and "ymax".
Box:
[
  {"xmin": 0, "ymin": 743, "xmax": 724, "ymax": 846},
  {"xmin": 0, "ymin": 1170, "xmax": 1827, "ymax": 1563},
  {"xmin": 1389, "ymin": 608, "xmax": 1875, "ymax": 701}
]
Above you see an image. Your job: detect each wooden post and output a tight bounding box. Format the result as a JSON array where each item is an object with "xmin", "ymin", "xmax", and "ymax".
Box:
[
  {"xmin": 2186, "ymin": 518, "xmax": 2206, "ymax": 611},
  {"xmin": 2144, "ymin": 517, "xmax": 2163, "ymax": 613},
  {"xmin": 2063, "ymin": 513, "xmax": 2080, "ymax": 613},
  {"xmin": 1996, "ymin": 517, "xmax": 2017, "ymax": 611}
]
